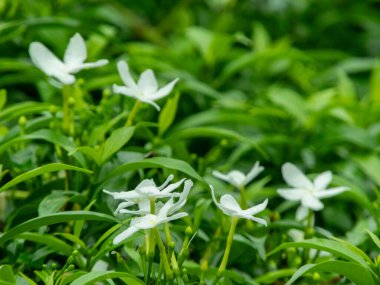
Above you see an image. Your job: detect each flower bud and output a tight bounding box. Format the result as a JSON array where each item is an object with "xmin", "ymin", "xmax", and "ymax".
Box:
[
  {"xmin": 185, "ymin": 226, "xmax": 193, "ymax": 236},
  {"xmin": 18, "ymin": 116, "xmax": 27, "ymax": 127},
  {"xmin": 68, "ymin": 97, "xmax": 75, "ymax": 106},
  {"xmin": 313, "ymin": 272, "xmax": 320, "ymax": 281},
  {"xmin": 49, "ymin": 105, "xmax": 57, "ymax": 115}
]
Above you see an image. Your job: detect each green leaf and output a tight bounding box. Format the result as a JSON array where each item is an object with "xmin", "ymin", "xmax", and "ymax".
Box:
[
  {"xmin": 0, "ymin": 163, "xmax": 92, "ymax": 193},
  {"xmin": 0, "ymin": 102, "xmax": 50, "ymax": 123},
  {"xmin": 267, "ymin": 88, "xmax": 308, "ymax": 124},
  {"xmin": 254, "ymin": 269, "xmax": 296, "ymax": 284},
  {"xmin": 285, "ymin": 261, "xmax": 375, "ymax": 285},
  {"xmin": 0, "ymin": 265, "xmax": 14, "ymax": 283},
  {"xmin": 337, "ymin": 70, "xmax": 356, "ymax": 103},
  {"xmin": 268, "ymin": 238, "xmax": 369, "ymax": 268},
  {"xmin": 38, "ymin": 191, "xmax": 70, "ymax": 217},
  {"xmin": 100, "ymin": 126, "xmax": 135, "ymax": 163},
  {"xmin": 0, "ymin": 211, "xmax": 116, "ymax": 245},
  {"xmin": 158, "ymin": 92, "xmax": 180, "ymax": 136},
  {"xmin": 370, "ymin": 60, "xmax": 380, "ymax": 103},
  {"xmin": 353, "ymin": 154, "xmax": 380, "ymax": 187},
  {"xmin": 17, "ymin": 232, "xmax": 73, "ymax": 256},
  {"xmin": 367, "ymin": 230, "xmax": 380, "ymax": 249},
  {"xmin": 69, "ymin": 271, "xmax": 144, "ymax": 285},
  {"xmin": 0, "ymin": 89, "xmax": 7, "ymax": 111},
  {"xmin": 102, "ymin": 157, "xmax": 205, "ymax": 185}
]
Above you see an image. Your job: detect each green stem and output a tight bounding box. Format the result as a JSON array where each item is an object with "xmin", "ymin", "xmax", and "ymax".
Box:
[
  {"xmin": 214, "ymin": 217, "xmax": 238, "ymax": 284},
  {"xmin": 62, "ymin": 85, "xmax": 71, "ymax": 133},
  {"xmin": 126, "ymin": 100, "xmax": 142, "ymax": 126},
  {"xmin": 303, "ymin": 209, "xmax": 314, "ymax": 262},
  {"xmin": 154, "ymin": 227, "xmax": 173, "ymax": 280}
]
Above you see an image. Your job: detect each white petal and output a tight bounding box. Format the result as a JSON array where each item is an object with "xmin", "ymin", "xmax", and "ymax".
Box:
[
  {"xmin": 313, "ymin": 171, "xmax": 332, "ymax": 191},
  {"xmin": 301, "ymin": 194, "xmax": 323, "ymax": 211},
  {"xmin": 227, "ymin": 171, "xmax": 246, "ymax": 187},
  {"xmin": 150, "ymin": 78, "xmax": 179, "ymax": 100},
  {"xmin": 117, "ymin": 61, "xmax": 138, "ymax": 89},
  {"xmin": 243, "ymin": 215, "xmax": 267, "ymax": 226},
  {"xmin": 210, "ymin": 185, "xmax": 224, "ymax": 213},
  {"xmin": 157, "ymin": 198, "xmax": 174, "ymax": 220},
  {"xmin": 282, "ymin": 162, "xmax": 313, "ymax": 189},
  {"xmin": 314, "ymin": 186, "xmax": 348, "ymax": 199},
  {"xmin": 242, "ymin": 199, "xmax": 268, "ymax": 215},
  {"xmin": 64, "ymin": 33, "xmax": 87, "ymax": 68},
  {"xmin": 113, "ymin": 84, "xmax": 139, "ymax": 97},
  {"xmin": 295, "ymin": 206, "xmax": 309, "ymax": 221},
  {"xmin": 277, "ymin": 189, "xmax": 305, "ymax": 201},
  {"xmin": 158, "ymin": 174, "xmax": 174, "ymax": 190},
  {"xmin": 134, "ymin": 214, "xmax": 158, "ymax": 229},
  {"xmin": 138, "ymin": 69, "xmax": 158, "ymax": 95},
  {"xmin": 114, "ymin": 201, "xmax": 135, "ymax": 214},
  {"xmin": 53, "ymin": 72, "xmax": 76, "ymax": 85},
  {"xmin": 103, "ymin": 189, "xmax": 139, "ymax": 200},
  {"xmin": 71, "ymin": 59, "xmax": 109, "ymax": 72},
  {"xmin": 212, "ymin": 170, "xmax": 231, "ymax": 184},
  {"xmin": 113, "ymin": 226, "xmax": 139, "ymax": 244},
  {"xmin": 169, "ymin": 179, "xmax": 193, "ymax": 214},
  {"xmin": 158, "ymin": 212, "xmax": 188, "ymax": 225},
  {"xmin": 161, "ymin": 178, "xmax": 186, "ymax": 194},
  {"xmin": 119, "ymin": 208, "xmax": 149, "ymax": 215},
  {"xmin": 243, "ymin": 162, "xmax": 264, "ymax": 185},
  {"xmin": 220, "ymin": 194, "xmax": 241, "ymax": 212},
  {"xmin": 29, "ymin": 42, "xmax": 69, "ymax": 79}
]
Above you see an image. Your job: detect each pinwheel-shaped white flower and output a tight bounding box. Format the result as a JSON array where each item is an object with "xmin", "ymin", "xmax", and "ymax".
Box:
[
  {"xmin": 113, "ymin": 60, "xmax": 179, "ymax": 111},
  {"xmin": 277, "ymin": 162, "xmax": 348, "ymax": 211},
  {"xmin": 210, "ymin": 185, "xmax": 268, "ymax": 226},
  {"xmin": 103, "ymin": 175, "xmax": 186, "ymax": 214},
  {"xmin": 212, "ymin": 162, "xmax": 264, "ymax": 188},
  {"xmin": 113, "ymin": 198, "xmax": 188, "ymax": 244},
  {"xmin": 29, "ymin": 33, "xmax": 108, "ymax": 85}
]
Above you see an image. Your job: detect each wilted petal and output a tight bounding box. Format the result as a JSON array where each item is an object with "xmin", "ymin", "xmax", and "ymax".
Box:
[
  {"xmin": 313, "ymin": 171, "xmax": 332, "ymax": 191},
  {"xmin": 314, "ymin": 186, "xmax": 348, "ymax": 199},
  {"xmin": 138, "ymin": 69, "xmax": 158, "ymax": 95},
  {"xmin": 246, "ymin": 215, "xmax": 267, "ymax": 226},
  {"xmin": 282, "ymin": 163, "xmax": 313, "ymax": 189},
  {"xmin": 277, "ymin": 189, "xmax": 305, "ymax": 201},
  {"xmin": 73, "ymin": 59, "xmax": 109, "ymax": 72},
  {"xmin": 301, "ymin": 194, "xmax": 323, "ymax": 211},
  {"xmin": 169, "ymin": 179, "xmax": 193, "ymax": 214},
  {"xmin": 150, "ymin": 78, "xmax": 179, "ymax": 100},
  {"xmin": 113, "ymin": 226, "xmax": 139, "ymax": 244},
  {"xmin": 243, "ymin": 162, "xmax": 264, "ymax": 185},
  {"xmin": 64, "ymin": 33, "xmax": 87, "ymax": 68},
  {"xmin": 117, "ymin": 61, "xmax": 138, "ymax": 89}
]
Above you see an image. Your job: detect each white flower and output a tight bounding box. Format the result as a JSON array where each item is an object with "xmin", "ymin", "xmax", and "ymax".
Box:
[
  {"xmin": 29, "ymin": 33, "xmax": 108, "ymax": 85},
  {"xmin": 212, "ymin": 162, "xmax": 264, "ymax": 188},
  {"xmin": 210, "ymin": 185, "xmax": 268, "ymax": 226},
  {"xmin": 113, "ymin": 60, "xmax": 179, "ymax": 111},
  {"xmin": 113, "ymin": 198, "xmax": 188, "ymax": 244},
  {"xmin": 277, "ymin": 162, "xmax": 348, "ymax": 211}
]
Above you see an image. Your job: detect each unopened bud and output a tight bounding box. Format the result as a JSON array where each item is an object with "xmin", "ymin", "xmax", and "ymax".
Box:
[
  {"xmin": 185, "ymin": 226, "xmax": 193, "ymax": 236},
  {"xmin": 18, "ymin": 116, "xmax": 27, "ymax": 126}
]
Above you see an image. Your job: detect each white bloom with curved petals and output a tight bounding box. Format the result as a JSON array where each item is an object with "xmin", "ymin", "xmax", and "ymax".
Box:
[
  {"xmin": 212, "ymin": 161, "xmax": 264, "ymax": 188},
  {"xmin": 113, "ymin": 60, "xmax": 179, "ymax": 111},
  {"xmin": 277, "ymin": 162, "xmax": 348, "ymax": 211},
  {"xmin": 29, "ymin": 33, "xmax": 108, "ymax": 85},
  {"xmin": 113, "ymin": 198, "xmax": 188, "ymax": 244},
  {"xmin": 210, "ymin": 185, "xmax": 268, "ymax": 226}
]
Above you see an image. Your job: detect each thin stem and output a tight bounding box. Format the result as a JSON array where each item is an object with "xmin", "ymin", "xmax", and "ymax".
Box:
[
  {"xmin": 164, "ymin": 223, "xmax": 172, "ymax": 244},
  {"xmin": 214, "ymin": 217, "xmax": 239, "ymax": 284},
  {"xmin": 154, "ymin": 227, "xmax": 173, "ymax": 280},
  {"xmin": 303, "ymin": 209, "xmax": 314, "ymax": 263},
  {"xmin": 62, "ymin": 85, "xmax": 71, "ymax": 133},
  {"xmin": 126, "ymin": 100, "xmax": 142, "ymax": 127}
]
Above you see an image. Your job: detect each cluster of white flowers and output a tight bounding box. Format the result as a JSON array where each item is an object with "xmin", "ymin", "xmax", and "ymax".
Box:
[
  {"xmin": 104, "ymin": 176, "xmax": 192, "ymax": 244},
  {"xmin": 29, "ymin": 33, "xmax": 178, "ymax": 111}
]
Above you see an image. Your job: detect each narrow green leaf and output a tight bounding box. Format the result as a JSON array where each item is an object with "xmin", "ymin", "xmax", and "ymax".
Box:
[
  {"xmin": 0, "ymin": 163, "xmax": 93, "ymax": 193},
  {"xmin": 0, "ymin": 211, "xmax": 116, "ymax": 245},
  {"xmin": 367, "ymin": 230, "xmax": 380, "ymax": 249},
  {"xmin": 17, "ymin": 232, "xmax": 73, "ymax": 256},
  {"xmin": 69, "ymin": 271, "xmax": 144, "ymax": 285},
  {"xmin": 0, "ymin": 89, "xmax": 7, "ymax": 111},
  {"xmin": 354, "ymin": 154, "xmax": 380, "ymax": 187},
  {"xmin": 100, "ymin": 126, "xmax": 135, "ymax": 163},
  {"xmin": 370, "ymin": 60, "xmax": 380, "ymax": 103},
  {"xmin": 268, "ymin": 238, "xmax": 369, "ymax": 268},
  {"xmin": 158, "ymin": 92, "xmax": 179, "ymax": 136},
  {"xmin": 285, "ymin": 261, "xmax": 375, "ymax": 285}
]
